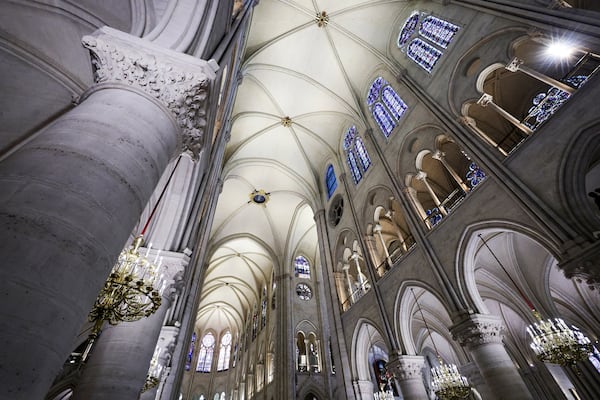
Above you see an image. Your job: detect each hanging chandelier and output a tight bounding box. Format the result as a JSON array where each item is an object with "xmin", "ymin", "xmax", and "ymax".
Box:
[
  {"xmin": 82, "ymin": 157, "xmax": 182, "ymax": 364},
  {"xmin": 142, "ymin": 348, "xmax": 164, "ymax": 392},
  {"xmin": 478, "ymin": 234, "xmax": 593, "ymax": 368},
  {"xmin": 410, "ymin": 289, "xmax": 471, "ymax": 400},
  {"xmin": 526, "ymin": 312, "xmax": 593, "ymax": 367},
  {"xmin": 88, "ymin": 235, "xmax": 165, "ymax": 334}
]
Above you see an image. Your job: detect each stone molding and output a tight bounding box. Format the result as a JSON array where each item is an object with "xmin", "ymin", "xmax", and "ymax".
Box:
[
  {"xmin": 559, "ymin": 241, "xmax": 600, "ymax": 290},
  {"xmin": 82, "ymin": 27, "xmax": 218, "ymax": 158},
  {"xmin": 451, "ymin": 314, "xmax": 505, "ymax": 348},
  {"xmin": 394, "ymin": 355, "xmax": 425, "ymax": 381}
]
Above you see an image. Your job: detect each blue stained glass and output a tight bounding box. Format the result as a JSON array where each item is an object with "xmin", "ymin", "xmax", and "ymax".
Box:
[
  {"xmin": 326, "ymin": 164, "xmax": 337, "ymax": 199},
  {"xmin": 185, "ymin": 332, "xmax": 197, "ymax": 371},
  {"xmin": 367, "ymin": 77, "xmax": 386, "ymax": 106},
  {"xmin": 382, "ymin": 86, "xmax": 408, "ymax": 121},
  {"xmin": 466, "ymin": 162, "xmax": 486, "ymax": 187},
  {"xmin": 355, "ymin": 137, "xmax": 371, "ymax": 171},
  {"xmin": 407, "ymin": 38, "xmax": 442, "ymax": 73},
  {"xmin": 398, "ymin": 12, "xmax": 420, "ymax": 47},
  {"xmin": 343, "ymin": 126, "xmax": 357, "ymax": 150},
  {"xmin": 294, "ymin": 255, "xmax": 311, "ymax": 278},
  {"xmin": 426, "ymin": 208, "xmax": 443, "ymax": 226},
  {"xmin": 373, "ymin": 103, "xmax": 396, "ymax": 137},
  {"xmin": 419, "ymin": 16, "xmax": 459, "ymax": 49},
  {"xmin": 347, "ymin": 152, "xmax": 362, "ymax": 184}
]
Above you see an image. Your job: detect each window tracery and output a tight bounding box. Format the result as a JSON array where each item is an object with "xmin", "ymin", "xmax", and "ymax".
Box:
[
  {"xmin": 343, "ymin": 126, "xmax": 371, "ymax": 184},
  {"xmin": 367, "ymin": 78, "xmax": 407, "ymax": 137},
  {"xmin": 217, "ymin": 331, "xmax": 232, "ymax": 371},
  {"xmin": 196, "ymin": 332, "xmax": 216, "ymax": 372},
  {"xmin": 397, "ymin": 12, "xmax": 460, "ymax": 73}
]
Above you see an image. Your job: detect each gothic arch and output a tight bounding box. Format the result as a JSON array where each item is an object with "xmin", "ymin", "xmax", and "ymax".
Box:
[{"xmin": 351, "ymin": 320, "xmax": 389, "ymax": 381}]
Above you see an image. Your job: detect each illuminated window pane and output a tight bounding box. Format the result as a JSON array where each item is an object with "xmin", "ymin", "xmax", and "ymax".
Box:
[
  {"xmin": 343, "ymin": 126, "xmax": 357, "ymax": 151},
  {"xmin": 373, "ymin": 103, "xmax": 395, "ymax": 137},
  {"xmin": 185, "ymin": 332, "xmax": 196, "ymax": 371},
  {"xmin": 398, "ymin": 12, "xmax": 420, "ymax": 47},
  {"xmin": 355, "ymin": 137, "xmax": 371, "ymax": 171},
  {"xmin": 294, "ymin": 255, "xmax": 311, "ymax": 279},
  {"xmin": 347, "ymin": 152, "xmax": 362, "ymax": 184},
  {"xmin": 325, "ymin": 164, "xmax": 337, "ymax": 199},
  {"xmin": 419, "ymin": 16, "xmax": 459, "ymax": 49},
  {"xmin": 196, "ymin": 333, "xmax": 215, "ymax": 372},
  {"xmin": 382, "ymin": 86, "xmax": 408, "ymax": 121},
  {"xmin": 367, "ymin": 76, "xmax": 386, "ymax": 106},
  {"xmin": 217, "ymin": 331, "xmax": 232, "ymax": 371},
  {"xmin": 407, "ymin": 38, "xmax": 442, "ymax": 73}
]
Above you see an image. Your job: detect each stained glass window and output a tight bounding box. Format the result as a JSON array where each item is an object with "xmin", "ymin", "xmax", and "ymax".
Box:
[
  {"xmin": 294, "ymin": 255, "xmax": 311, "ymax": 279},
  {"xmin": 382, "ymin": 87, "xmax": 408, "ymax": 121},
  {"xmin": 325, "ymin": 164, "xmax": 337, "ymax": 199},
  {"xmin": 343, "ymin": 126, "xmax": 356, "ymax": 151},
  {"xmin": 398, "ymin": 12, "xmax": 420, "ymax": 47},
  {"xmin": 261, "ymin": 287, "xmax": 267, "ymax": 328},
  {"xmin": 398, "ymin": 12, "xmax": 460, "ymax": 73},
  {"xmin": 466, "ymin": 162, "xmax": 486, "ymax": 187},
  {"xmin": 419, "ymin": 16, "xmax": 459, "ymax": 49},
  {"xmin": 185, "ymin": 332, "xmax": 196, "ymax": 371},
  {"xmin": 373, "ymin": 103, "xmax": 396, "ymax": 137},
  {"xmin": 343, "ymin": 126, "xmax": 370, "ymax": 185},
  {"xmin": 407, "ymin": 38, "xmax": 442, "ymax": 73},
  {"xmin": 252, "ymin": 304, "xmax": 258, "ymax": 340},
  {"xmin": 217, "ymin": 331, "xmax": 232, "ymax": 371},
  {"xmin": 367, "ymin": 76, "xmax": 385, "ymax": 106},
  {"xmin": 347, "ymin": 152, "xmax": 362, "ymax": 184},
  {"xmin": 196, "ymin": 333, "xmax": 215, "ymax": 372},
  {"xmin": 296, "ymin": 283, "xmax": 313, "ymax": 300},
  {"xmin": 355, "ymin": 138, "xmax": 371, "ymax": 171}
]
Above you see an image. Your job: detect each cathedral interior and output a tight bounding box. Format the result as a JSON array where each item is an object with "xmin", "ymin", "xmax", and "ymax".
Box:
[{"xmin": 1, "ymin": 1, "xmax": 600, "ymax": 399}]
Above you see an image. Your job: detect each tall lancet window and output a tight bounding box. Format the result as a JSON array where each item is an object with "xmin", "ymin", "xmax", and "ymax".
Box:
[
  {"xmin": 343, "ymin": 125, "xmax": 371, "ymax": 185},
  {"xmin": 196, "ymin": 332, "xmax": 216, "ymax": 372},
  {"xmin": 217, "ymin": 331, "xmax": 232, "ymax": 371},
  {"xmin": 397, "ymin": 11, "xmax": 460, "ymax": 73},
  {"xmin": 367, "ymin": 77, "xmax": 408, "ymax": 137},
  {"xmin": 325, "ymin": 164, "xmax": 338, "ymax": 199}
]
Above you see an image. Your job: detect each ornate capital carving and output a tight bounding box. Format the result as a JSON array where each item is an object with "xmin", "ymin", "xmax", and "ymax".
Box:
[
  {"xmin": 451, "ymin": 314, "xmax": 505, "ymax": 348},
  {"xmin": 394, "ymin": 355, "xmax": 425, "ymax": 381},
  {"xmin": 505, "ymin": 57, "xmax": 524, "ymax": 73},
  {"xmin": 477, "ymin": 93, "xmax": 493, "ymax": 107},
  {"xmin": 82, "ymin": 27, "xmax": 218, "ymax": 159}
]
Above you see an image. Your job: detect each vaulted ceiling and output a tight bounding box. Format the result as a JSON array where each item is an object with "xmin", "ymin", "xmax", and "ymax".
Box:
[{"xmin": 197, "ymin": 0, "xmax": 411, "ymax": 334}]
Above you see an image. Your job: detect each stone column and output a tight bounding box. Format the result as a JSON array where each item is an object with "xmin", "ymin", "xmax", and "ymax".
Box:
[
  {"xmin": 393, "ymin": 355, "xmax": 428, "ymax": 400},
  {"xmin": 459, "ymin": 116, "xmax": 509, "ymax": 156},
  {"xmin": 451, "ymin": 314, "xmax": 533, "ymax": 400},
  {"xmin": 476, "ymin": 93, "xmax": 533, "ymax": 136},
  {"xmin": 73, "ymin": 251, "xmax": 187, "ymax": 400},
  {"xmin": 416, "ymin": 171, "xmax": 448, "ymax": 216},
  {"xmin": 373, "ymin": 224, "xmax": 393, "ymax": 270},
  {"xmin": 505, "ymin": 57, "xmax": 575, "ymax": 94},
  {"xmin": 0, "ymin": 27, "xmax": 215, "ymax": 399},
  {"xmin": 431, "ymin": 150, "xmax": 470, "ymax": 193}
]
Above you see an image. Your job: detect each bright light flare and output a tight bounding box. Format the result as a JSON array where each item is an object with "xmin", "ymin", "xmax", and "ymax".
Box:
[{"xmin": 545, "ymin": 41, "xmax": 576, "ymax": 59}]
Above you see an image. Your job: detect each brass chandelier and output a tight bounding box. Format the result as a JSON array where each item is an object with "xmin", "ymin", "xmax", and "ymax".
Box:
[
  {"xmin": 411, "ymin": 289, "xmax": 471, "ymax": 400},
  {"xmin": 142, "ymin": 348, "xmax": 164, "ymax": 392},
  {"xmin": 479, "ymin": 234, "xmax": 593, "ymax": 368},
  {"xmin": 83, "ymin": 156, "xmax": 182, "ymax": 361}
]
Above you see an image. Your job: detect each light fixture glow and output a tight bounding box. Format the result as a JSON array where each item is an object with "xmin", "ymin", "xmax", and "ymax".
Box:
[{"xmin": 545, "ymin": 41, "xmax": 575, "ymax": 59}]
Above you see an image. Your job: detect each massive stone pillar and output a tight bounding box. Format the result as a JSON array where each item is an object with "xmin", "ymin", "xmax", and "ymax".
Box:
[
  {"xmin": 451, "ymin": 314, "xmax": 533, "ymax": 400},
  {"xmin": 0, "ymin": 27, "xmax": 215, "ymax": 400},
  {"xmin": 72, "ymin": 251, "xmax": 187, "ymax": 400},
  {"xmin": 393, "ymin": 355, "xmax": 429, "ymax": 400}
]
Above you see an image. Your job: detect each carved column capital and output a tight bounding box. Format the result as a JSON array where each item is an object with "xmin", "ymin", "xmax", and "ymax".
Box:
[
  {"xmin": 505, "ymin": 57, "xmax": 524, "ymax": 73},
  {"xmin": 559, "ymin": 241, "xmax": 600, "ymax": 289},
  {"xmin": 393, "ymin": 355, "xmax": 425, "ymax": 381},
  {"xmin": 477, "ymin": 93, "xmax": 493, "ymax": 107},
  {"xmin": 82, "ymin": 27, "xmax": 218, "ymax": 159},
  {"xmin": 144, "ymin": 248, "xmax": 189, "ymax": 301},
  {"xmin": 451, "ymin": 314, "xmax": 505, "ymax": 349}
]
